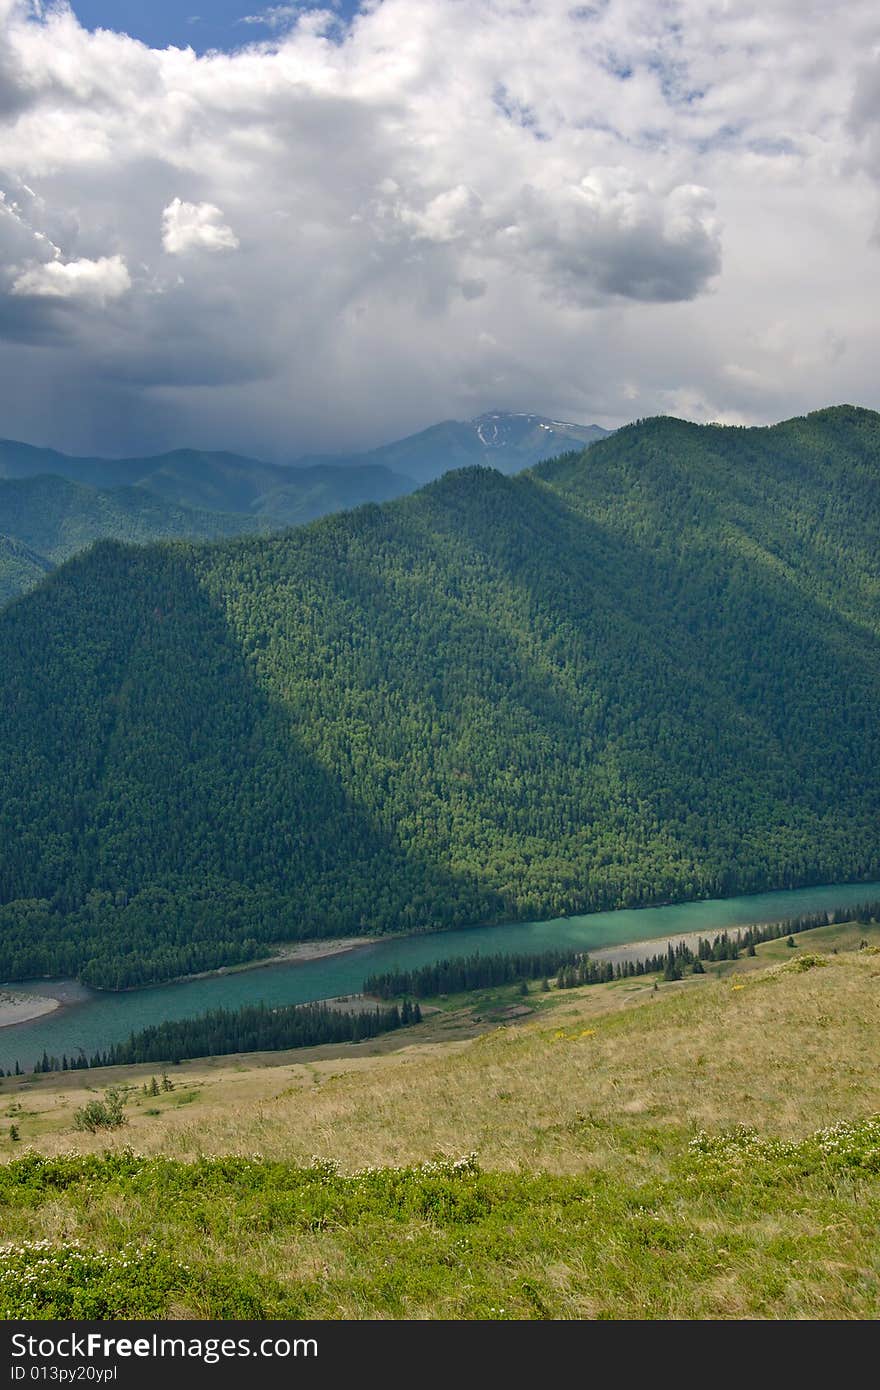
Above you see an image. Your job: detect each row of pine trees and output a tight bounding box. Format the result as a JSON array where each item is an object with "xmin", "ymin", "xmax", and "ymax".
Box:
[
  {"xmin": 28, "ymin": 997, "xmax": 422, "ymax": 1073},
  {"xmin": 12, "ymin": 900, "xmax": 879, "ymax": 1074}
]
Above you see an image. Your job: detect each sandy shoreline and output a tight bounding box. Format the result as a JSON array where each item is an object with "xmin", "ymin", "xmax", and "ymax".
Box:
[
  {"xmin": 0, "ymin": 915, "xmax": 806, "ymax": 1024},
  {"xmin": 165, "ymin": 935, "xmax": 380, "ymax": 987},
  {"xmin": 263, "ymin": 936, "xmax": 379, "ymax": 966},
  {"xmin": 209, "ymin": 923, "xmax": 758, "ymax": 990},
  {"xmin": 592, "ymin": 924, "xmax": 754, "ymax": 967},
  {"xmin": 0, "ymin": 936, "xmax": 380, "ymax": 1022},
  {"xmin": 0, "ymin": 990, "xmax": 61, "ymax": 1030}
]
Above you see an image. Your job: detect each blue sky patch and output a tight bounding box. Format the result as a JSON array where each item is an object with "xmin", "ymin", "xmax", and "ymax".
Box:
[{"xmin": 70, "ymin": 1, "xmax": 359, "ymax": 54}]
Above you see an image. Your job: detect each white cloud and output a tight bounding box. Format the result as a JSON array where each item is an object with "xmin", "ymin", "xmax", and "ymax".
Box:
[
  {"xmin": 11, "ymin": 254, "xmax": 131, "ymax": 304},
  {"xmin": 239, "ymin": 6, "xmax": 301, "ymax": 28},
  {"xmin": 0, "ymin": 0, "xmax": 875, "ymax": 456},
  {"xmin": 161, "ymin": 198, "xmax": 240, "ymax": 255},
  {"xmin": 396, "ymin": 185, "xmax": 484, "ymax": 245},
  {"xmin": 493, "ymin": 173, "xmax": 722, "ymax": 305}
]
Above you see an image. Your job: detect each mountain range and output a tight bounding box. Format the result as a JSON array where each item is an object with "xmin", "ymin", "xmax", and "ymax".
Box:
[
  {"xmin": 0, "ymin": 412, "xmax": 607, "ymax": 604},
  {"xmin": 0, "ymin": 404, "xmax": 876, "ymax": 987},
  {"xmin": 294, "ymin": 412, "xmax": 609, "ymax": 484}
]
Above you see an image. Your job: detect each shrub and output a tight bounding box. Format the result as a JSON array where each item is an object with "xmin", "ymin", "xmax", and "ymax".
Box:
[
  {"xmin": 72, "ymin": 1089, "xmax": 126, "ymax": 1133},
  {"xmin": 783, "ymin": 953, "xmax": 829, "ymax": 974},
  {"xmin": 0, "ymin": 1239, "xmax": 186, "ymax": 1319}
]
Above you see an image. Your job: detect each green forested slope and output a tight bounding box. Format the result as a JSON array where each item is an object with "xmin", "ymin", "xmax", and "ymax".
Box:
[
  {"xmin": 0, "ymin": 536, "xmax": 52, "ymax": 605},
  {"xmin": 0, "ymin": 406, "xmax": 878, "ymax": 987},
  {"xmin": 0, "ymin": 469, "xmax": 415, "ymax": 604},
  {"xmin": 253, "ymin": 463, "xmax": 414, "ymax": 527},
  {"xmin": 0, "ymin": 413, "xmax": 604, "ymax": 604},
  {"xmin": 0, "ymin": 475, "xmax": 252, "ymax": 572},
  {"xmin": 535, "ymin": 405, "xmax": 880, "ymax": 637}
]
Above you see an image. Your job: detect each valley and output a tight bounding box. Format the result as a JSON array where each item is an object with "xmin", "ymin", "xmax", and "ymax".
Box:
[
  {"xmin": 1, "ymin": 407, "xmax": 879, "ymax": 992},
  {"xmin": 2, "ymin": 920, "xmax": 879, "ymax": 1318},
  {"xmin": 2, "ymin": 0, "xmax": 878, "ymax": 1331},
  {"xmin": 1, "ymin": 879, "xmax": 878, "ymax": 1075},
  {"xmin": 1, "ymin": 403, "xmax": 879, "ymax": 1324}
]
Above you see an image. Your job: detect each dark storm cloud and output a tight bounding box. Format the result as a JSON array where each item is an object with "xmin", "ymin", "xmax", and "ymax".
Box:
[{"xmin": 0, "ymin": 0, "xmax": 875, "ymax": 455}]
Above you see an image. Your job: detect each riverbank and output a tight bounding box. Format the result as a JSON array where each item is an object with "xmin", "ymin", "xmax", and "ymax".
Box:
[
  {"xmin": 160, "ymin": 935, "xmax": 380, "ymax": 988},
  {"xmin": 0, "ymin": 990, "xmax": 60, "ymax": 1030},
  {"xmin": 255, "ymin": 936, "xmax": 379, "ymax": 967},
  {"xmin": 3, "ymin": 879, "xmax": 878, "ymax": 1075},
  {"xmin": 4, "ymin": 927, "xmax": 880, "ymax": 1320},
  {"xmin": 0, "ymin": 935, "xmax": 382, "ymax": 1024},
  {"xmin": 592, "ymin": 923, "xmax": 755, "ymax": 968}
]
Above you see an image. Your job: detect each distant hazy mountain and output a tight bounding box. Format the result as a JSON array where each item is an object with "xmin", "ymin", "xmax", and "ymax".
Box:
[
  {"xmin": 0, "ymin": 475, "xmax": 253, "ymax": 562},
  {"xmin": 254, "ymin": 464, "xmax": 415, "ymax": 528},
  {"xmin": 0, "ymin": 439, "xmax": 413, "ymax": 512},
  {"xmin": 0, "ymin": 440, "xmax": 287, "ymax": 500},
  {"xmin": 0, "ymin": 404, "xmax": 876, "ymax": 988},
  {"xmin": 0, "ymin": 412, "xmax": 607, "ymax": 603},
  {"xmin": 0, "ymin": 411, "xmax": 607, "ymax": 499},
  {"xmin": 298, "ymin": 412, "xmax": 610, "ymax": 484},
  {"xmin": 0, "ymin": 462, "xmax": 414, "ymax": 603}
]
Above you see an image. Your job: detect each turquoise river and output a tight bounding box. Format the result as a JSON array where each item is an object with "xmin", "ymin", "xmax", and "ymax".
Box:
[{"xmin": 2, "ymin": 879, "xmax": 879, "ymax": 1072}]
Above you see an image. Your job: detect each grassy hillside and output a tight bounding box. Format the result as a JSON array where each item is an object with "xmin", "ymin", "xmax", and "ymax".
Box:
[
  {"xmin": 2, "ymin": 929, "xmax": 880, "ymax": 1318},
  {"xmin": 0, "ymin": 406, "xmax": 878, "ymax": 985}
]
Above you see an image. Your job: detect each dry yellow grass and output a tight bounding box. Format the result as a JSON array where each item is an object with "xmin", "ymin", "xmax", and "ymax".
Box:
[
  {"xmin": 3, "ymin": 930, "xmax": 880, "ymax": 1320},
  {"xmin": 4, "ymin": 926, "xmax": 880, "ymax": 1178}
]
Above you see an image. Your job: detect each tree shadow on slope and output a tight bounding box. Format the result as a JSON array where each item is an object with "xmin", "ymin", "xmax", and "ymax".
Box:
[
  {"xmin": 2, "ymin": 454, "xmax": 879, "ymax": 987},
  {"xmin": 342, "ymin": 468, "xmax": 880, "ymax": 900},
  {"xmin": 186, "ymin": 468, "xmax": 880, "ymax": 923},
  {"xmin": 0, "ymin": 541, "xmax": 496, "ymax": 986}
]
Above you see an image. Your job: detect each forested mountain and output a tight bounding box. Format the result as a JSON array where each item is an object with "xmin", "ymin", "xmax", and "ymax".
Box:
[
  {"xmin": 0, "ymin": 535, "xmax": 52, "ymax": 605},
  {"xmin": 299, "ymin": 411, "xmax": 609, "ymax": 484},
  {"xmin": 0, "ymin": 439, "xmax": 415, "ymax": 520},
  {"xmin": 0, "ymin": 412, "xmax": 602, "ymax": 603},
  {"xmin": 251, "ymin": 463, "xmax": 414, "ymax": 528},
  {"xmin": 88, "ymin": 450, "xmax": 410, "ymax": 518},
  {"xmin": 0, "ymin": 439, "xmax": 300, "ymax": 500},
  {"xmin": 0, "ymin": 405, "xmax": 877, "ymax": 988},
  {"xmin": 0, "ymin": 410, "xmax": 601, "ymax": 505},
  {"xmin": 0, "ymin": 466, "xmax": 412, "ymax": 603},
  {"xmin": 0, "ymin": 474, "xmax": 252, "ymax": 573}
]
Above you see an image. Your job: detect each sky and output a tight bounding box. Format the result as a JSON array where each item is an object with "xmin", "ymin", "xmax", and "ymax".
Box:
[
  {"xmin": 0, "ymin": 0, "xmax": 877, "ymax": 459},
  {"xmin": 69, "ymin": 1, "xmax": 361, "ymax": 58}
]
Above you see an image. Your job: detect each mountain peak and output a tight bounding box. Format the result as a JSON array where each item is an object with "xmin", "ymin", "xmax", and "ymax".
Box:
[{"xmin": 1, "ymin": 402, "xmax": 878, "ymax": 988}]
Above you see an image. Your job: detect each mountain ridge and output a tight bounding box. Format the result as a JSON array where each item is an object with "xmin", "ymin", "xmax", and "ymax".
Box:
[
  {"xmin": 0, "ymin": 409, "xmax": 608, "ymax": 496},
  {"xmin": 0, "ymin": 410, "xmax": 606, "ymax": 603},
  {"xmin": 297, "ymin": 411, "xmax": 609, "ymax": 484},
  {"xmin": 0, "ymin": 405, "xmax": 877, "ymax": 987}
]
